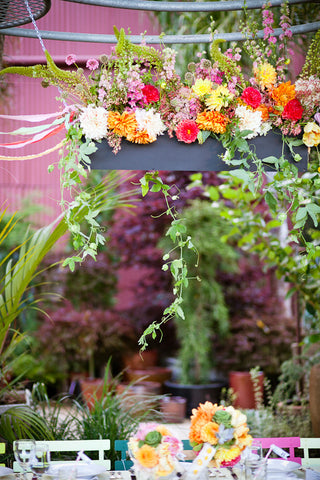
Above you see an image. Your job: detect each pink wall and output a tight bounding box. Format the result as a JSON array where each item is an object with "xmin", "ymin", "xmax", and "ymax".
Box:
[{"xmin": 0, "ymin": 1, "xmax": 158, "ymax": 228}]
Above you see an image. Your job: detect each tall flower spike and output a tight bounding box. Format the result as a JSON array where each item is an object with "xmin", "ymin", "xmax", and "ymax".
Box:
[
  {"xmin": 300, "ymin": 29, "xmax": 320, "ymax": 79},
  {"xmin": 210, "ymin": 39, "xmax": 244, "ymax": 87}
]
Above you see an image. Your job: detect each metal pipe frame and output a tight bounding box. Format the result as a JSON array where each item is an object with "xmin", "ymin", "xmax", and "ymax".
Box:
[
  {"xmin": 62, "ymin": 0, "xmax": 319, "ymax": 12},
  {"xmin": 1, "ymin": 21, "xmax": 319, "ymax": 44}
]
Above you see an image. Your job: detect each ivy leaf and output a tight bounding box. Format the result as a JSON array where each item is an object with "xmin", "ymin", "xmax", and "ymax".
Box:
[
  {"xmin": 197, "ymin": 130, "xmax": 211, "ymax": 144},
  {"xmin": 306, "ymin": 203, "xmax": 320, "ymax": 227},
  {"xmin": 265, "ymin": 191, "xmax": 278, "ymax": 213}
]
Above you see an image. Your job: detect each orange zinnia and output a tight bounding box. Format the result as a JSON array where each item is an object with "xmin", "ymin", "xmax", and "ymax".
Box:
[
  {"xmin": 196, "ymin": 111, "xmax": 229, "ymax": 134},
  {"xmin": 108, "ymin": 111, "xmax": 137, "ymax": 137},
  {"xmin": 135, "ymin": 445, "xmax": 159, "ymax": 468},
  {"xmin": 271, "ymin": 81, "xmax": 296, "ymax": 108}
]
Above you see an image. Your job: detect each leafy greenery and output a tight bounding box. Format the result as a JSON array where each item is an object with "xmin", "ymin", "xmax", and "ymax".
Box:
[
  {"xmin": 159, "ymin": 198, "xmax": 239, "ymax": 384},
  {"xmin": 29, "ymin": 362, "xmax": 165, "ymax": 469}
]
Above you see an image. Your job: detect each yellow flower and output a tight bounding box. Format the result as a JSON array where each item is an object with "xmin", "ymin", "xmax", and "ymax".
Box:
[
  {"xmin": 205, "ymin": 85, "xmax": 234, "ymax": 111},
  {"xmin": 192, "ymin": 78, "xmax": 212, "ymax": 98},
  {"xmin": 213, "ymin": 446, "xmax": 241, "ymax": 467},
  {"xmin": 303, "ymin": 122, "xmax": 320, "ymax": 147},
  {"xmin": 136, "ymin": 445, "xmax": 159, "ymax": 468},
  {"xmin": 254, "ymin": 62, "xmax": 277, "ymax": 90}
]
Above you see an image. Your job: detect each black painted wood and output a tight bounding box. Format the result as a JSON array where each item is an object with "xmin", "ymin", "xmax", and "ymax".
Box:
[{"xmin": 88, "ymin": 131, "xmax": 308, "ymax": 172}]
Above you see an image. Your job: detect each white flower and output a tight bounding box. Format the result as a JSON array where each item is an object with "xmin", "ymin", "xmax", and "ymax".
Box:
[
  {"xmin": 235, "ymin": 105, "xmax": 262, "ymax": 139},
  {"xmin": 79, "ymin": 105, "xmax": 109, "ymax": 140},
  {"xmin": 135, "ymin": 108, "xmax": 166, "ymax": 140}
]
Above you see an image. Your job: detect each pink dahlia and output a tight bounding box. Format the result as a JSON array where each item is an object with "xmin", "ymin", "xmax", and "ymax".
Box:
[
  {"xmin": 175, "ymin": 120, "xmax": 199, "ymax": 143},
  {"xmin": 142, "ymin": 84, "xmax": 160, "ymax": 104},
  {"xmin": 241, "ymin": 87, "xmax": 262, "ymax": 109}
]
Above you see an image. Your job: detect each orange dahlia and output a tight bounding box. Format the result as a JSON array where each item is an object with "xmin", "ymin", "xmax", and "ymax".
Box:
[
  {"xmin": 135, "ymin": 445, "xmax": 159, "ymax": 468},
  {"xmin": 257, "ymin": 104, "xmax": 271, "ymax": 121},
  {"xmin": 108, "ymin": 111, "xmax": 137, "ymax": 137},
  {"xmin": 196, "ymin": 111, "xmax": 229, "ymax": 134},
  {"xmin": 126, "ymin": 129, "xmax": 155, "ymax": 144},
  {"xmin": 271, "ymin": 81, "xmax": 296, "ymax": 108},
  {"xmin": 189, "ymin": 402, "xmax": 221, "ymax": 444}
]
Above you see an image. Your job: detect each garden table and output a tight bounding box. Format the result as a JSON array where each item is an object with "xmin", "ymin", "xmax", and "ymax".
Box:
[{"xmin": 4, "ymin": 467, "xmax": 320, "ymax": 480}]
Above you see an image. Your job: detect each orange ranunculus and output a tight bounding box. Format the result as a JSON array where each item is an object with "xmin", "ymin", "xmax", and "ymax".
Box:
[
  {"xmin": 201, "ymin": 422, "xmax": 219, "ymax": 445},
  {"xmin": 271, "ymin": 81, "xmax": 296, "ymax": 108},
  {"xmin": 135, "ymin": 445, "xmax": 159, "ymax": 468},
  {"xmin": 126, "ymin": 129, "xmax": 155, "ymax": 144},
  {"xmin": 107, "ymin": 111, "xmax": 137, "ymax": 137},
  {"xmin": 196, "ymin": 111, "xmax": 229, "ymax": 133},
  {"xmin": 156, "ymin": 426, "xmax": 172, "ymax": 436},
  {"xmin": 236, "ymin": 433, "xmax": 253, "ymax": 451}
]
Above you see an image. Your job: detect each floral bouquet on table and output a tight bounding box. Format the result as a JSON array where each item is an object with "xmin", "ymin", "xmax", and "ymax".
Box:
[
  {"xmin": 186, "ymin": 402, "xmax": 252, "ymax": 478},
  {"xmin": 128, "ymin": 423, "xmax": 184, "ymax": 480}
]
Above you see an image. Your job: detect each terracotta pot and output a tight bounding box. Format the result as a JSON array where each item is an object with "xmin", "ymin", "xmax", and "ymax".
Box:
[
  {"xmin": 125, "ymin": 366, "xmax": 172, "ymax": 386},
  {"xmin": 79, "ymin": 378, "xmax": 105, "ymax": 411},
  {"xmin": 229, "ymin": 371, "xmax": 264, "ymax": 409},
  {"xmin": 116, "ymin": 381, "xmax": 161, "ymax": 415},
  {"xmin": 122, "ymin": 350, "xmax": 158, "ymax": 370},
  {"xmin": 160, "ymin": 396, "xmax": 187, "ymax": 423},
  {"xmin": 309, "ymin": 364, "xmax": 320, "ymax": 436}
]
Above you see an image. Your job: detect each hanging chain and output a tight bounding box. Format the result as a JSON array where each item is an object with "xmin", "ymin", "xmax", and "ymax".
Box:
[{"xmin": 23, "ymin": 0, "xmax": 46, "ymax": 52}]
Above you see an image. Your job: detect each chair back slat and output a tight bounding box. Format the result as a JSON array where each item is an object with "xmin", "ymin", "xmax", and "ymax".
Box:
[
  {"xmin": 0, "ymin": 442, "xmax": 5, "ymax": 467},
  {"xmin": 13, "ymin": 439, "xmax": 111, "ymax": 472},
  {"xmin": 255, "ymin": 437, "xmax": 301, "ymax": 464},
  {"xmin": 300, "ymin": 438, "xmax": 320, "ymax": 468}
]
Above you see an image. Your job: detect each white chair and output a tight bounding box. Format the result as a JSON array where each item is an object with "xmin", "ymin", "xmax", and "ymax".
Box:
[
  {"xmin": 13, "ymin": 439, "xmax": 111, "ymax": 472},
  {"xmin": 300, "ymin": 438, "xmax": 320, "ymax": 468}
]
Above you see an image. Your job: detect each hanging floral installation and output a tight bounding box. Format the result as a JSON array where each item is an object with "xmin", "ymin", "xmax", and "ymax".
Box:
[{"xmin": 0, "ymin": 2, "xmax": 320, "ymax": 346}]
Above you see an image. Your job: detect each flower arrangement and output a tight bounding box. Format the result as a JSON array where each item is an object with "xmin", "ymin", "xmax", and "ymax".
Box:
[
  {"xmin": 1, "ymin": 5, "xmax": 319, "ymax": 158},
  {"xmin": 188, "ymin": 402, "xmax": 252, "ymax": 470},
  {"xmin": 128, "ymin": 422, "xmax": 183, "ymax": 480}
]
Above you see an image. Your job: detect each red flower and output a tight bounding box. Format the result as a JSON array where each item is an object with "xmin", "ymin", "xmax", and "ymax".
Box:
[
  {"xmin": 241, "ymin": 87, "xmax": 262, "ymax": 109},
  {"xmin": 282, "ymin": 98, "xmax": 303, "ymax": 121},
  {"xmin": 175, "ymin": 120, "xmax": 199, "ymax": 143},
  {"xmin": 142, "ymin": 85, "xmax": 160, "ymax": 104}
]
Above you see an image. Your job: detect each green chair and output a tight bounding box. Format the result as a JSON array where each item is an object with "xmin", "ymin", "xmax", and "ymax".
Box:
[
  {"xmin": 0, "ymin": 442, "xmax": 5, "ymax": 467},
  {"xmin": 114, "ymin": 439, "xmax": 193, "ymax": 470},
  {"xmin": 13, "ymin": 439, "xmax": 111, "ymax": 472},
  {"xmin": 300, "ymin": 438, "xmax": 320, "ymax": 468}
]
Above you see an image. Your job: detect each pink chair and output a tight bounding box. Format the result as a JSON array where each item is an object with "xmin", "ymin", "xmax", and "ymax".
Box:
[{"xmin": 255, "ymin": 437, "xmax": 301, "ymax": 464}]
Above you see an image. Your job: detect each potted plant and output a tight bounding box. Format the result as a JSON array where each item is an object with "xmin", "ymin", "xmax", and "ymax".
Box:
[{"xmin": 159, "ymin": 199, "xmax": 238, "ymax": 414}]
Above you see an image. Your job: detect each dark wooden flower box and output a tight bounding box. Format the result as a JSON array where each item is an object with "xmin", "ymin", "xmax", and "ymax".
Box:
[{"xmin": 88, "ymin": 131, "xmax": 308, "ymax": 172}]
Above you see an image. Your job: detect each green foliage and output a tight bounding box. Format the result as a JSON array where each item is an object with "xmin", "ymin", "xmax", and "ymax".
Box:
[
  {"xmin": 301, "ymin": 29, "xmax": 320, "ymax": 78},
  {"xmin": 30, "ymin": 363, "xmax": 165, "ymax": 469},
  {"xmin": 159, "ymin": 199, "xmax": 239, "ymax": 384},
  {"xmin": 138, "ymin": 172, "xmax": 198, "ymax": 351}
]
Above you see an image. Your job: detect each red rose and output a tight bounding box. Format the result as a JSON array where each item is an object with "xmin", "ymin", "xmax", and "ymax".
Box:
[
  {"xmin": 142, "ymin": 84, "xmax": 160, "ymax": 104},
  {"xmin": 241, "ymin": 87, "xmax": 262, "ymax": 109},
  {"xmin": 175, "ymin": 120, "xmax": 199, "ymax": 143},
  {"xmin": 282, "ymin": 98, "xmax": 304, "ymax": 121}
]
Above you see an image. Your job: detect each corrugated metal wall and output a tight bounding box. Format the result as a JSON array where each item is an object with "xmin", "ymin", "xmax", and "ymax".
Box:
[{"xmin": 0, "ymin": 0, "xmax": 158, "ymax": 228}]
